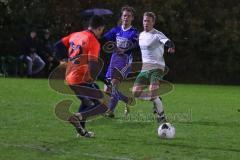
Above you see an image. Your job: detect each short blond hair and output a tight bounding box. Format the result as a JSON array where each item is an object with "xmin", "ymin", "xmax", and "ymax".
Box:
[{"xmin": 143, "ymin": 12, "xmax": 156, "ymax": 22}]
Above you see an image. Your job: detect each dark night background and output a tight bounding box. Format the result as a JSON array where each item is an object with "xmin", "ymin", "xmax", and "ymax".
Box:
[{"xmin": 0, "ymin": 0, "xmax": 239, "ymax": 84}]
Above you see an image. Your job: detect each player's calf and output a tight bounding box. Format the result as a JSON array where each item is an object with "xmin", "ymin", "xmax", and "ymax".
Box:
[{"xmin": 152, "ymin": 97, "xmax": 167, "ymax": 123}]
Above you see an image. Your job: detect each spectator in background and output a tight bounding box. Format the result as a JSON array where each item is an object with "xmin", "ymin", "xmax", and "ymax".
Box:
[
  {"xmin": 19, "ymin": 29, "xmax": 45, "ymax": 77},
  {"xmin": 40, "ymin": 29, "xmax": 59, "ymax": 77}
]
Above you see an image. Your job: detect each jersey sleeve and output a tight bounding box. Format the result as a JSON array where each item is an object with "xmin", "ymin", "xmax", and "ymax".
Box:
[
  {"xmin": 157, "ymin": 32, "xmax": 169, "ymax": 44},
  {"xmin": 102, "ymin": 27, "xmax": 117, "ymax": 41},
  {"xmin": 61, "ymin": 35, "xmax": 71, "ymax": 48},
  {"xmin": 54, "ymin": 33, "xmax": 74, "ymax": 60}
]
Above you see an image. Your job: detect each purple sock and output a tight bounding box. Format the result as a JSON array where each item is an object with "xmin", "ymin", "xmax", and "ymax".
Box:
[
  {"xmin": 109, "ymin": 92, "xmax": 119, "ymax": 112},
  {"xmin": 118, "ymin": 91, "xmax": 128, "ymax": 103}
]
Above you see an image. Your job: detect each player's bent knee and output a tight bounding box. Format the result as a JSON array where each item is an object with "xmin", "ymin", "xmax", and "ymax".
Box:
[
  {"xmin": 111, "ymin": 78, "xmax": 120, "ymax": 86},
  {"xmin": 149, "ymin": 84, "xmax": 159, "ymax": 91}
]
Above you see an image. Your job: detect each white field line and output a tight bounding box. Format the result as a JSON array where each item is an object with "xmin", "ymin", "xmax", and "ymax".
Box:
[
  {"xmin": 1, "ymin": 142, "xmax": 133, "ymax": 160},
  {"xmin": 82, "ymin": 153, "xmax": 133, "ymax": 160}
]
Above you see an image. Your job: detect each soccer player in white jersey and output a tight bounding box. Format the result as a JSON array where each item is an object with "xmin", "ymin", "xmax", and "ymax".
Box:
[{"xmin": 132, "ymin": 12, "xmax": 175, "ymax": 123}]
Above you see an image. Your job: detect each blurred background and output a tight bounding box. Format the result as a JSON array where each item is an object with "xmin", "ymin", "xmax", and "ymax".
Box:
[{"xmin": 0, "ymin": 0, "xmax": 239, "ymax": 84}]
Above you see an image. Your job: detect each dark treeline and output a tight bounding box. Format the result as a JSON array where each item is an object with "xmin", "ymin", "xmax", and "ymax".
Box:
[{"xmin": 0, "ymin": 0, "xmax": 239, "ymax": 84}]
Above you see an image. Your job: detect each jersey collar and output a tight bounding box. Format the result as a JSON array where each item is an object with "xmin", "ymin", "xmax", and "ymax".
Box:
[
  {"xmin": 121, "ymin": 25, "xmax": 132, "ymax": 31},
  {"xmin": 144, "ymin": 28, "xmax": 155, "ymax": 33}
]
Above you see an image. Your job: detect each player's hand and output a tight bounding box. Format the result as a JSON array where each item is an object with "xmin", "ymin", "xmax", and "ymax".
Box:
[{"xmin": 167, "ymin": 48, "xmax": 175, "ymax": 54}]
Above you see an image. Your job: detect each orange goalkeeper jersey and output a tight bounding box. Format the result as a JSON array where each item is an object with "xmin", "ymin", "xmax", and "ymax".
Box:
[{"xmin": 61, "ymin": 30, "xmax": 100, "ymax": 85}]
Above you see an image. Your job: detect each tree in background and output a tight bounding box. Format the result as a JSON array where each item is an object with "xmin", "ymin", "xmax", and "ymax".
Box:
[{"xmin": 0, "ymin": 0, "xmax": 239, "ymax": 84}]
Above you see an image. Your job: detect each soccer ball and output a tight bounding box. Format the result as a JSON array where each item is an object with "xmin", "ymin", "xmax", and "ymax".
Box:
[{"xmin": 157, "ymin": 123, "xmax": 175, "ymax": 139}]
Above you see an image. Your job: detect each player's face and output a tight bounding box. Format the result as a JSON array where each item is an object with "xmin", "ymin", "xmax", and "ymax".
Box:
[
  {"xmin": 121, "ymin": 10, "xmax": 133, "ymax": 27},
  {"xmin": 143, "ymin": 16, "xmax": 154, "ymax": 32},
  {"xmin": 30, "ymin": 31, "xmax": 37, "ymax": 39}
]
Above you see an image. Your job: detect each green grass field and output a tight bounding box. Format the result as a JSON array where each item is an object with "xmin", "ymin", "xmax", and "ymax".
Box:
[{"xmin": 1, "ymin": 78, "xmax": 240, "ymax": 160}]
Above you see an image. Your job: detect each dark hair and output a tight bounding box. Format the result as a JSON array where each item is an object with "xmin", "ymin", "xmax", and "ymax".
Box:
[
  {"xmin": 43, "ymin": 29, "xmax": 50, "ymax": 34},
  {"xmin": 121, "ymin": 5, "xmax": 135, "ymax": 16},
  {"xmin": 88, "ymin": 15, "xmax": 106, "ymax": 29}
]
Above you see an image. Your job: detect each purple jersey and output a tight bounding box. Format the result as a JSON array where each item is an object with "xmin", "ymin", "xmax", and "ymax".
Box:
[{"xmin": 103, "ymin": 25, "xmax": 139, "ymax": 79}]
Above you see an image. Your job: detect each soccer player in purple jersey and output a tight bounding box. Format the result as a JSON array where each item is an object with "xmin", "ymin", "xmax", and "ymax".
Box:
[{"xmin": 102, "ymin": 6, "xmax": 139, "ymax": 118}]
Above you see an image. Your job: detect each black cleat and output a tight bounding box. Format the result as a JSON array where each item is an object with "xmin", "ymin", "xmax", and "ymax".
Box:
[
  {"xmin": 68, "ymin": 114, "xmax": 94, "ymax": 138},
  {"xmin": 156, "ymin": 114, "xmax": 167, "ymax": 124},
  {"xmin": 153, "ymin": 107, "xmax": 167, "ymax": 124}
]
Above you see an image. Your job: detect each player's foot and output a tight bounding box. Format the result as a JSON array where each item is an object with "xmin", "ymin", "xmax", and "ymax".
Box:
[
  {"xmin": 76, "ymin": 131, "xmax": 95, "ymax": 138},
  {"xmin": 68, "ymin": 114, "xmax": 94, "ymax": 138},
  {"xmin": 104, "ymin": 109, "xmax": 115, "ymax": 118},
  {"xmin": 156, "ymin": 111, "xmax": 167, "ymax": 124},
  {"xmin": 124, "ymin": 97, "xmax": 135, "ymax": 116},
  {"xmin": 153, "ymin": 106, "xmax": 167, "ymax": 124}
]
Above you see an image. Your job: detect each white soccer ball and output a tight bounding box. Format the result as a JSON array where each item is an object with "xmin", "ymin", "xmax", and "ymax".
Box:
[{"xmin": 157, "ymin": 123, "xmax": 175, "ymax": 139}]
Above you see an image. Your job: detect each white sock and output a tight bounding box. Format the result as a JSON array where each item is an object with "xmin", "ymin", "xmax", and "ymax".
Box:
[{"xmin": 152, "ymin": 97, "xmax": 164, "ymax": 114}]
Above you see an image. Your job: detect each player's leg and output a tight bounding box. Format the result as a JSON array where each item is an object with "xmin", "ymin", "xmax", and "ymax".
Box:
[
  {"xmin": 150, "ymin": 86, "xmax": 166, "ymax": 123},
  {"xmin": 106, "ymin": 68, "xmax": 134, "ymax": 116},
  {"xmin": 68, "ymin": 84, "xmax": 95, "ymax": 137},
  {"xmin": 104, "ymin": 78, "xmax": 119, "ymax": 118},
  {"xmin": 68, "ymin": 83, "xmax": 108, "ymax": 138},
  {"xmin": 69, "ymin": 100, "xmax": 108, "ymax": 138},
  {"xmin": 132, "ymin": 71, "xmax": 150, "ymax": 100},
  {"xmin": 111, "ymin": 79, "xmax": 135, "ymax": 116},
  {"xmin": 25, "ymin": 55, "xmax": 33, "ymax": 76},
  {"xmin": 113, "ymin": 65, "xmax": 138, "ymax": 117},
  {"xmin": 32, "ymin": 53, "xmax": 46, "ymax": 75},
  {"xmin": 149, "ymin": 69, "xmax": 167, "ymax": 123},
  {"xmin": 70, "ymin": 97, "xmax": 108, "ymax": 137},
  {"xmin": 116, "ymin": 66, "xmax": 136, "ymax": 110},
  {"xmin": 132, "ymin": 84, "xmax": 145, "ymax": 98},
  {"xmin": 77, "ymin": 97, "xmax": 96, "ymax": 129},
  {"xmin": 104, "ymin": 66, "xmax": 123, "ymax": 117}
]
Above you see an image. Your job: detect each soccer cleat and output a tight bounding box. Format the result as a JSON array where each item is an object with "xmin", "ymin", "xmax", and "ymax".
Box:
[
  {"xmin": 153, "ymin": 106, "xmax": 167, "ymax": 124},
  {"xmin": 83, "ymin": 131, "xmax": 95, "ymax": 138},
  {"xmin": 104, "ymin": 109, "xmax": 115, "ymax": 118},
  {"xmin": 76, "ymin": 131, "xmax": 95, "ymax": 138},
  {"xmin": 156, "ymin": 112, "xmax": 167, "ymax": 124}
]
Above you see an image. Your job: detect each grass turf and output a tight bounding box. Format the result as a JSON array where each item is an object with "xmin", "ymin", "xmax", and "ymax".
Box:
[{"xmin": 0, "ymin": 77, "xmax": 240, "ymax": 160}]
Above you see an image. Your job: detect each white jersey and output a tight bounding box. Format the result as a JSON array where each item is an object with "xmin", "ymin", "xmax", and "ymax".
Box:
[{"xmin": 139, "ymin": 28, "xmax": 169, "ymax": 71}]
